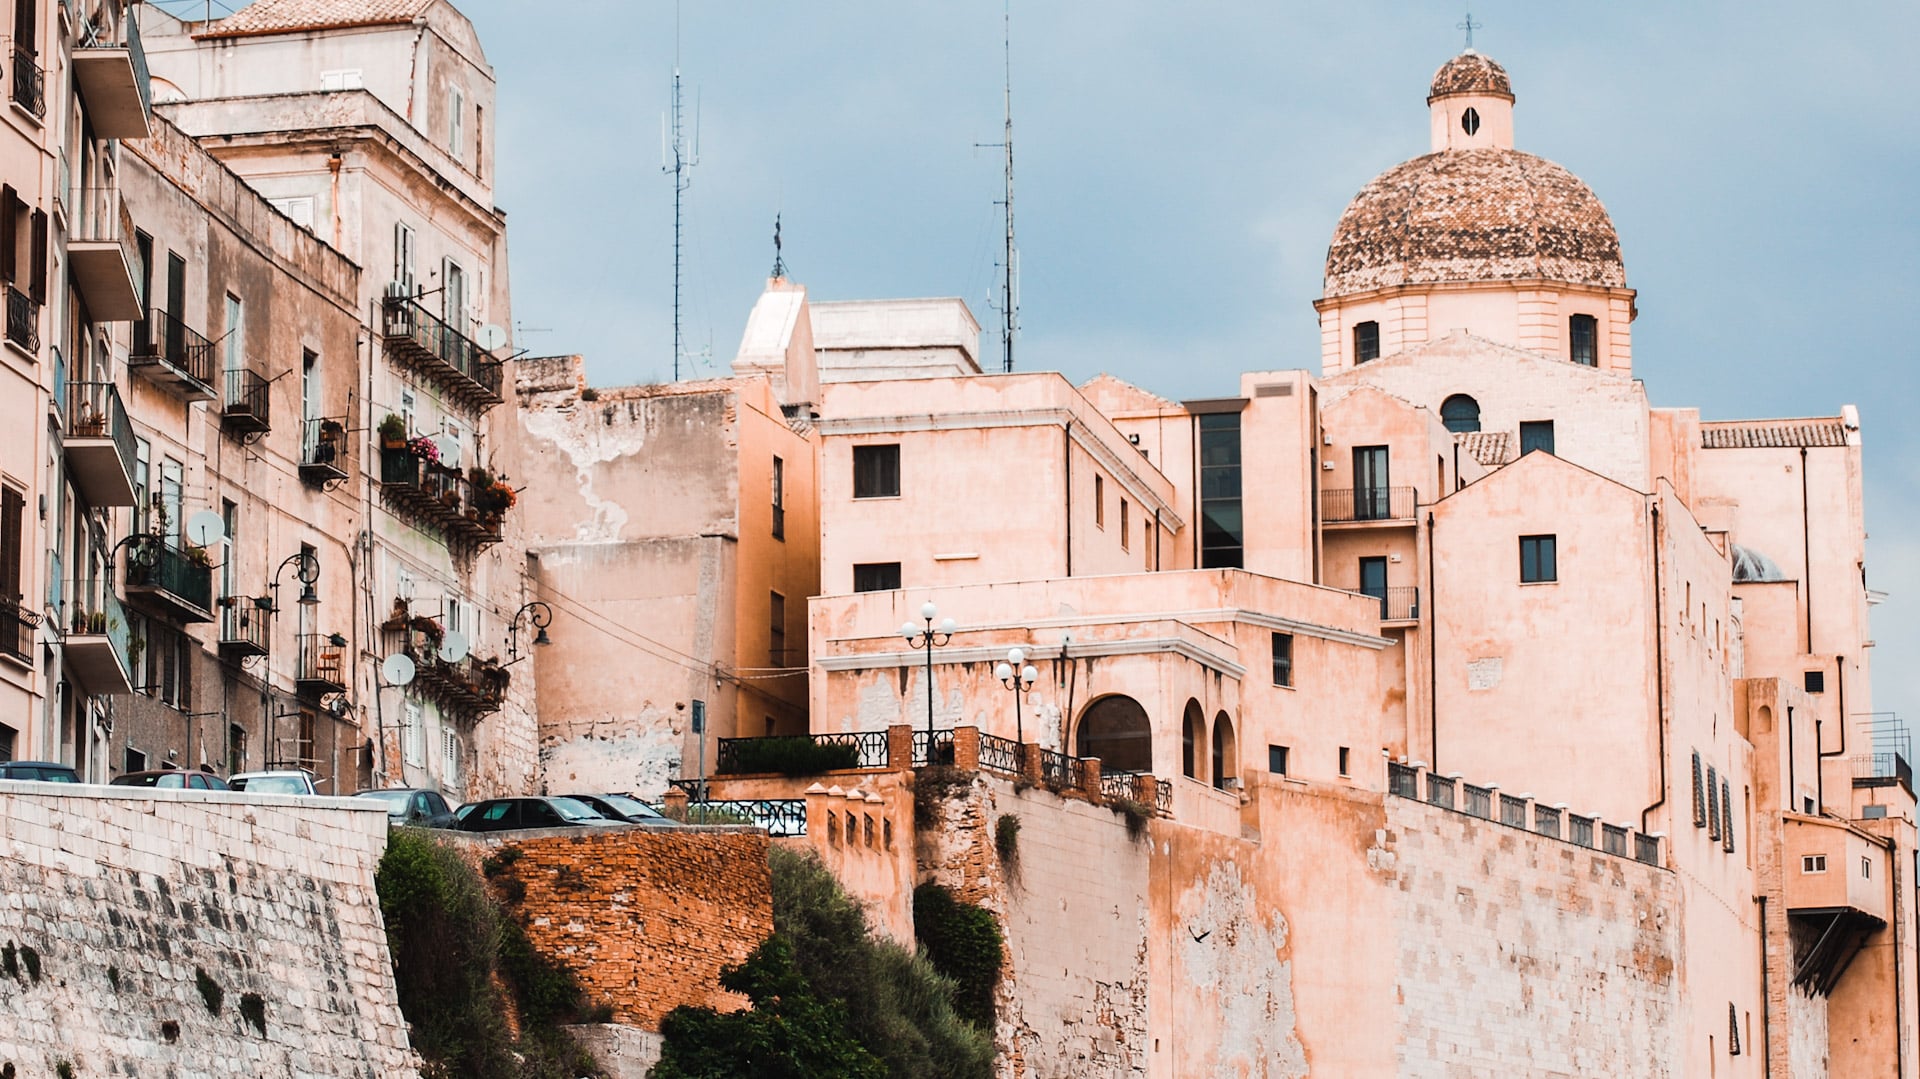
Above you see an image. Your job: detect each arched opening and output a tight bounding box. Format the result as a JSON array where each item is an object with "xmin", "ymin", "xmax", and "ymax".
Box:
[
  {"xmin": 1211, "ymin": 712, "xmax": 1237, "ymax": 790},
  {"xmin": 1076, "ymin": 695, "xmax": 1153, "ymax": 774},
  {"xmin": 1756, "ymin": 705, "xmax": 1773, "ymax": 734},
  {"xmin": 1181, "ymin": 700, "xmax": 1205, "ymax": 780},
  {"xmin": 1440, "ymin": 394, "xmax": 1481, "ymax": 434}
]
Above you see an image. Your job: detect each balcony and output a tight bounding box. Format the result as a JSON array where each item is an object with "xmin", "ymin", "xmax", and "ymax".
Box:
[
  {"xmin": 298, "ymin": 418, "xmax": 351, "ymax": 489},
  {"xmin": 218, "ymin": 601, "xmax": 271, "ymax": 660},
  {"xmin": 388, "ymin": 627, "xmax": 508, "ymax": 721},
  {"xmin": 5, "ymin": 287, "xmax": 38, "ymax": 354},
  {"xmin": 378, "ymin": 449, "xmax": 507, "ymax": 551},
  {"xmin": 1358, "ymin": 586, "xmax": 1420, "ymax": 625},
  {"xmin": 380, "ymin": 295, "xmax": 504, "ymax": 411},
  {"xmin": 123, "ymin": 538, "xmax": 214, "ymax": 624},
  {"xmin": 1852, "ymin": 752, "xmax": 1913, "ymax": 794},
  {"xmin": 1322, "ymin": 485, "xmax": 1417, "ymax": 525},
  {"xmin": 220, "ymin": 366, "xmax": 272, "ymax": 439},
  {"xmin": 10, "ymin": 46, "xmax": 45, "ymax": 121},
  {"xmin": 68, "ymin": 186, "xmax": 141, "ymax": 321},
  {"xmin": 0, "ymin": 598, "xmax": 39, "ymax": 667},
  {"xmin": 58, "ymin": 579, "xmax": 132, "ymax": 695},
  {"xmin": 62, "ymin": 380, "xmax": 136, "ymax": 507},
  {"xmin": 295, "ymin": 632, "xmax": 349, "ymax": 698},
  {"xmin": 71, "ymin": 11, "xmax": 151, "ymax": 139},
  {"xmin": 1783, "ymin": 814, "xmax": 1890, "ymax": 995},
  {"xmin": 129, "ymin": 309, "xmax": 218, "ymax": 402}
]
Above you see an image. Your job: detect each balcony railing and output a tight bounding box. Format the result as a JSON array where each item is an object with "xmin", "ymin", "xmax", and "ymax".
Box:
[
  {"xmin": 59, "ymin": 578, "xmax": 132, "ymax": 695},
  {"xmin": 386, "ymin": 627, "xmax": 508, "ymax": 721},
  {"xmin": 378, "ymin": 450, "xmax": 506, "ymax": 550},
  {"xmin": 5, "ymin": 287, "xmax": 38, "ymax": 353},
  {"xmin": 299, "ymin": 418, "xmax": 351, "ymax": 488},
  {"xmin": 1387, "ymin": 760, "xmax": 1660, "ymax": 867},
  {"xmin": 221, "ymin": 367, "xmax": 272, "ymax": 437},
  {"xmin": 0, "ymin": 598, "xmax": 39, "ymax": 666},
  {"xmin": 123, "ymin": 538, "xmax": 214, "ymax": 623},
  {"xmin": 683, "ymin": 797, "xmax": 808, "ymax": 836},
  {"xmin": 218, "ymin": 601, "xmax": 271, "ymax": 659},
  {"xmin": 295, "ymin": 632, "xmax": 349, "ymax": 697},
  {"xmin": 1322, "ymin": 485, "xmax": 1417, "ymax": 524},
  {"xmin": 714, "ymin": 731, "xmax": 889, "ymax": 775},
  {"xmin": 380, "ymin": 295, "xmax": 504, "ymax": 410},
  {"xmin": 911, "ymin": 728, "xmax": 956, "ymax": 767},
  {"xmin": 62, "ymin": 380, "xmax": 136, "ymax": 507},
  {"xmin": 1037, "ymin": 747, "xmax": 1083, "ymax": 790},
  {"xmin": 129, "ymin": 308, "xmax": 217, "ymax": 400},
  {"xmin": 69, "ymin": 185, "xmax": 141, "ymax": 321},
  {"xmin": 10, "ymin": 46, "xmax": 44, "ymax": 120},
  {"xmin": 72, "ymin": 9, "xmax": 151, "ymax": 139},
  {"xmin": 978, "ymin": 732, "xmax": 1021, "ymax": 776},
  {"xmin": 1357, "ymin": 586, "xmax": 1420, "ymax": 622},
  {"xmin": 1852, "ymin": 752, "xmax": 1913, "ymax": 792}
]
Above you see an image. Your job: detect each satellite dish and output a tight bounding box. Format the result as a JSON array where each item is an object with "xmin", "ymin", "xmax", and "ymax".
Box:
[
  {"xmin": 438, "ymin": 630, "xmax": 470, "ymax": 663},
  {"xmin": 476, "ymin": 323, "xmax": 509, "ymax": 351},
  {"xmin": 185, "ymin": 510, "xmax": 226, "ymax": 547},
  {"xmin": 381, "ymin": 653, "xmax": 416, "ymax": 687}
]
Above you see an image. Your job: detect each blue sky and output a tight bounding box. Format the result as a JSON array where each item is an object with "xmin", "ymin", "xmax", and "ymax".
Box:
[{"xmin": 452, "ymin": 1, "xmax": 1918, "ymax": 735}]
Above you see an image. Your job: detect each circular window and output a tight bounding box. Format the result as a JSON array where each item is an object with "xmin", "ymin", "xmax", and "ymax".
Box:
[{"xmin": 1461, "ymin": 107, "xmax": 1481, "ymax": 136}]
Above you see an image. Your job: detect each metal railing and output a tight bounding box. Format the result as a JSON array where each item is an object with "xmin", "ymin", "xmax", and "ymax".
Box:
[
  {"xmin": 911, "ymin": 728, "xmax": 955, "ymax": 767},
  {"xmin": 1385, "ymin": 761, "xmax": 1661, "ymax": 868},
  {"xmin": 380, "ymin": 295, "xmax": 503, "ymax": 402},
  {"xmin": 78, "ymin": 9, "xmax": 151, "ymax": 118},
  {"xmin": 1499, "ymin": 793, "xmax": 1528, "ymax": 828},
  {"xmin": 713, "ymin": 730, "xmax": 889, "ymax": 774},
  {"xmin": 1388, "ymin": 761, "xmax": 1419, "ymax": 798},
  {"xmin": 72, "ymin": 184, "xmax": 129, "ymax": 247},
  {"xmin": 1568, "ymin": 814, "xmax": 1595, "ymax": 849},
  {"xmin": 1100, "ymin": 770, "xmax": 1149, "ymax": 804},
  {"xmin": 1154, "ymin": 780, "xmax": 1173, "ymax": 816},
  {"xmin": 978, "ymin": 732, "xmax": 1021, "ymax": 776},
  {"xmin": 64, "ymin": 379, "xmax": 135, "ymax": 473},
  {"xmin": 219, "ymin": 601, "xmax": 270, "ymax": 655},
  {"xmin": 5, "ymin": 287, "xmax": 37, "ymax": 352},
  {"xmin": 124, "ymin": 538, "xmax": 213, "ymax": 615},
  {"xmin": 60, "ymin": 576, "xmax": 130, "ymax": 655},
  {"xmin": 295, "ymin": 632, "xmax": 347, "ymax": 691},
  {"xmin": 378, "ymin": 450, "xmax": 508, "ymax": 543},
  {"xmin": 10, "ymin": 47, "xmax": 44, "ymax": 119},
  {"xmin": 1533, "ymin": 804, "xmax": 1562, "ymax": 839},
  {"xmin": 1851, "ymin": 752, "xmax": 1913, "ymax": 791},
  {"xmin": 222, "ymin": 367, "xmax": 271, "ymax": 429},
  {"xmin": 1425, "ymin": 772, "xmax": 1456, "ymax": 810},
  {"xmin": 1634, "ymin": 834, "xmax": 1661, "ymax": 865},
  {"xmin": 1462, "ymin": 782, "xmax": 1492, "ymax": 819},
  {"xmin": 1602, "ymin": 823, "xmax": 1629, "ymax": 857},
  {"xmin": 300, "ymin": 418, "xmax": 350, "ymax": 474},
  {"xmin": 131, "ymin": 308, "xmax": 217, "ymax": 391},
  {"xmin": 0, "ymin": 598, "xmax": 38, "ymax": 664},
  {"xmin": 1363, "ymin": 586, "xmax": 1420, "ymax": 621},
  {"xmin": 1037, "ymin": 747, "xmax": 1082, "ymax": 789},
  {"xmin": 1322, "ymin": 485, "xmax": 1416, "ymax": 523},
  {"xmin": 684, "ymin": 798, "xmax": 807, "ymax": 837}
]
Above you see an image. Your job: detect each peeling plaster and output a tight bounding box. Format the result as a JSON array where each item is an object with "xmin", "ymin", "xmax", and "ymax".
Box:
[
  {"xmin": 521, "ymin": 407, "xmax": 641, "ymax": 542},
  {"xmin": 539, "ymin": 713, "xmax": 684, "ymax": 799},
  {"xmin": 1177, "ymin": 860, "xmax": 1309, "ymax": 1078}
]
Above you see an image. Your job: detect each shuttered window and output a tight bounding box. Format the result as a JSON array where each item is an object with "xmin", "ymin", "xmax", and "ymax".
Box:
[{"xmin": 1691, "ymin": 752, "xmax": 1706, "ymax": 827}]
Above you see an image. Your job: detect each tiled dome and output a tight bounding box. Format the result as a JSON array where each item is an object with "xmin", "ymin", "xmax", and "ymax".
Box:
[
  {"xmin": 1322, "ymin": 149, "xmax": 1625, "ymax": 299},
  {"xmin": 1428, "ymin": 50, "xmax": 1513, "ymax": 102}
]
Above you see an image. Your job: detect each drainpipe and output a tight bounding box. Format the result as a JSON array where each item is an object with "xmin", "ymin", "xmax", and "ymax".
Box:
[
  {"xmin": 1816, "ymin": 658, "xmax": 1851, "ymax": 814},
  {"xmin": 1152, "ymin": 508, "xmax": 1161, "ymax": 571},
  {"xmin": 1786, "ymin": 706, "xmax": 1797, "ymax": 810},
  {"xmin": 1800, "ymin": 446, "xmax": 1813, "ymax": 653},
  {"xmin": 1425, "ymin": 510, "xmax": 1438, "ymax": 771},
  {"xmin": 1642, "ymin": 502, "xmax": 1668, "ymax": 834},
  {"xmin": 1755, "ymin": 895, "xmax": 1772, "ymax": 1077},
  {"xmin": 1890, "ymin": 835, "xmax": 1904, "ymax": 1079},
  {"xmin": 1062, "ymin": 421, "xmax": 1072, "ymax": 577}
]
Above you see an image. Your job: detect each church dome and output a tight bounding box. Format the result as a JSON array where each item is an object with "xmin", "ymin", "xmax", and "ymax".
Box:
[{"xmin": 1428, "ymin": 50, "xmax": 1513, "ymax": 102}]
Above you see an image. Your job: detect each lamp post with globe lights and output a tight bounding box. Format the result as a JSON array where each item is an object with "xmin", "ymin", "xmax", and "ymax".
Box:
[
  {"xmin": 994, "ymin": 647, "xmax": 1039, "ymax": 745},
  {"xmin": 901, "ymin": 602, "xmax": 956, "ymax": 752}
]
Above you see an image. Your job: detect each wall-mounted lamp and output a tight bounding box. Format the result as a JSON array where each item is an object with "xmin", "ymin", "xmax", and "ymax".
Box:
[{"xmin": 506, "ymin": 600, "xmax": 554, "ymax": 663}]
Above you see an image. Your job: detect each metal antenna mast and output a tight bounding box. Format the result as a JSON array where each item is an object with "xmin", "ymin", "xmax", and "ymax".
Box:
[
  {"xmin": 662, "ymin": 5, "xmax": 698, "ymax": 380},
  {"xmin": 998, "ymin": 2, "xmax": 1017, "ymax": 373}
]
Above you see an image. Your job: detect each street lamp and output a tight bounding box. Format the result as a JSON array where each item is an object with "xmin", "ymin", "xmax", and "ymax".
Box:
[
  {"xmin": 900, "ymin": 602, "xmax": 956, "ymax": 752},
  {"xmin": 994, "ymin": 647, "xmax": 1039, "ymax": 745},
  {"xmin": 270, "ymin": 550, "xmax": 321, "ymax": 611},
  {"xmin": 506, "ymin": 600, "xmax": 554, "ymax": 663}
]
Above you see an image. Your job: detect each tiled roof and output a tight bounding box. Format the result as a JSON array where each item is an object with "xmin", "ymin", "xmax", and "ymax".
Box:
[
  {"xmin": 1429, "ymin": 51, "xmax": 1514, "ymax": 103},
  {"xmin": 1324, "ymin": 148, "xmax": 1625, "ymax": 299},
  {"xmin": 1456, "ymin": 430, "xmax": 1511, "ymax": 467},
  {"xmin": 196, "ymin": 0, "xmax": 432, "ymax": 39},
  {"xmin": 1700, "ymin": 421, "xmax": 1849, "ymax": 449}
]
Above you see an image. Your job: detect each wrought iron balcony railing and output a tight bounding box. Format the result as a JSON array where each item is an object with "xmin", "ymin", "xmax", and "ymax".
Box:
[
  {"xmin": 1357, "ymin": 586, "xmax": 1420, "ymax": 622},
  {"xmin": 299, "ymin": 417, "xmax": 351, "ymax": 487},
  {"xmin": 378, "ymin": 449, "xmax": 506, "ymax": 550},
  {"xmin": 295, "ymin": 632, "xmax": 349, "ymax": 697},
  {"xmin": 379, "ymin": 295, "xmax": 503, "ymax": 410},
  {"xmin": 218, "ymin": 601, "xmax": 271, "ymax": 659},
  {"xmin": 10, "ymin": 46, "xmax": 44, "ymax": 119},
  {"xmin": 4, "ymin": 287, "xmax": 38, "ymax": 353},
  {"xmin": 221, "ymin": 366, "xmax": 272, "ymax": 436},
  {"xmin": 72, "ymin": 8, "xmax": 151, "ymax": 138},
  {"xmin": 59, "ymin": 577, "xmax": 132, "ymax": 695},
  {"xmin": 123, "ymin": 538, "xmax": 214, "ymax": 623},
  {"xmin": 1322, "ymin": 485, "xmax": 1417, "ymax": 523},
  {"xmin": 130, "ymin": 308, "xmax": 217, "ymax": 399},
  {"xmin": 0, "ymin": 597, "xmax": 39, "ymax": 665},
  {"xmin": 62, "ymin": 380, "xmax": 137, "ymax": 507}
]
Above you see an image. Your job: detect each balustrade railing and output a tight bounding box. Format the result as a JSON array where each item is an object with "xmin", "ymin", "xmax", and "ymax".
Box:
[
  {"xmin": 11, "ymin": 46, "xmax": 45, "ymax": 118},
  {"xmin": 684, "ymin": 797, "xmax": 807, "ymax": 837},
  {"xmin": 978, "ymin": 732, "xmax": 1021, "ymax": 776},
  {"xmin": 1385, "ymin": 761, "xmax": 1659, "ymax": 868},
  {"xmin": 911, "ymin": 728, "xmax": 955, "ymax": 767},
  {"xmin": 1322, "ymin": 485, "xmax": 1416, "ymax": 523},
  {"xmin": 714, "ymin": 730, "xmax": 889, "ymax": 775},
  {"xmin": 1462, "ymin": 783, "xmax": 1492, "ymax": 819}
]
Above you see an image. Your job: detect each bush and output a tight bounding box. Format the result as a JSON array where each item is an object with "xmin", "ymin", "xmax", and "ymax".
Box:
[
  {"xmin": 720, "ymin": 736, "xmax": 859, "ymax": 776},
  {"xmin": 994, "ymin": 815, "xmax": 1021, "ymax": 872},
  {"xmin": 911, "ymin": 884, "xmax": 1004, "ymax": 1030},
  {"xmin": 651, "ymin": 936, "xmax": 884, "ymax": 1079}
]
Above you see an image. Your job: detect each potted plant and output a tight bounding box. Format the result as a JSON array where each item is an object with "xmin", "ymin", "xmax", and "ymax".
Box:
[
  {"xmin": 185, "ymin": 546, "xmax": 212, "ymax": 568},
  {"xmin": 314, "ymin": 419, "xmax": 345, "ymax": 465},
  {"xmin": 406, "ymin": 434, "xmax": 440, "ymax": 464},
  {"xmin": 378, "ymin": 413, "xmax": 407, "ymax": 449},
  {"xmin": 89, "ymin": 611, "xmax": 107, "ymax": 634}
]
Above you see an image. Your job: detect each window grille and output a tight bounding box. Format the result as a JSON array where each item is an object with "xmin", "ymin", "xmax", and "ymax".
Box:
[
  {"xmin": 1707, "ymin": 764, "xmax": 1720, "ymax": 840},
  {"xmin": 1691, "ymin": 752, "xmax": 1706, "ymax": 827},
  {"xmin": 1721, "ymin": 778, "xmax": 1735, "ymax": 853}
]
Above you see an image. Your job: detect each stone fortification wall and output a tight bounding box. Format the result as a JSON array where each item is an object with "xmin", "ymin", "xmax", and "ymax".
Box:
[
  {"xmin": 0, "ymin": 782, "xmax": 416, "ymax": 1078},
  {"xmin": 452, "ymin": 825, "xmax": 773, "ymax": 1030},
  {"xmin": 1382, "ymin": 793, "xmax": 1680, "ymax": 1075}
]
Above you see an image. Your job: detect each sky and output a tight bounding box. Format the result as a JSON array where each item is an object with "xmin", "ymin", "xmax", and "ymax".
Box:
[{"xmin": 453, "ymin": 2, "xmax": 1916, "ymax": 735}]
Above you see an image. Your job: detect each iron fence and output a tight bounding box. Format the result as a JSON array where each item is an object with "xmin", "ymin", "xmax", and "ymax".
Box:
[
  {"xmin": 5, "ymin": 287, "xmax": 38, "ymax": 352},
  {"xmin": 685, "ymin": 798, "xmax": 807, "ymax": 837},
  {"xmin": 1568, "ymin": 815, "xmax": 1595, "ymax": 849},
  {"xmin": 1602, "ymin": 823, "xmax": 1629, "ymax": 857},
  {"xmin": 381, "ymin": 295, "xmax": 504, "ymax": 402},
  {"xmin": 1634, "ymin": 834, "xmax": 1661, "ymax": 865},
  {"xmin": 1462, "ymin": 783, "xmax": 1492, "ymax": 819},
  {"xmin": 11, "ymin": 46, "xmax": 44, "ymax": 118},
  {"xmin": 1155, "ymin": 780, "xmax": 1173, "ymax": 817},
  {"xmin": 1425, "ymin": 772, "xmax": 1456, "ymax": 810},
  {"xmin": 124, "ymin": 538, "xmax": 213, "ymax": 615},
  {"xmin": 222, "ymin": 367, "xmax": 271, "ymax": 430},
  {"xmin": 714, "ymin": 730, "xmax": 889, "ymax": 775},
  {"xmin": 1533, "ymin": 804, "xmax": 1562, "ymax": 839},
  {"xmin": 0, "ymin": 598, "xmax": 38, "ymax": 664},
  {"xmin": 912, "ymin": 728, "xmax": 955, "ymax": 767},
  {"xmin": 978, "ymin": 732, "xmax": 1021, "ymax": 776},
  {"xmin": 1499, "ymin": 793, "xmax": 1528, "ymax": 828},
  {"xmin": 1100, "ymin": 770, "xmax": 1146, "ymax": 804},
  {"xmin": 1321, "ymin": 485, "xmax": 1416, "ymax": 523},
  {"xmin": 131, "ymin": 308, "xmax": 216, "ymax": 391},
  {"xmin": 1387, "ymin": 761, "xmax": 1419, "ymax": 798}
]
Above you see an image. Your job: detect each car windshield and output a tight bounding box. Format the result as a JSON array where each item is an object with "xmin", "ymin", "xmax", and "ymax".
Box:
[
  {"xmin": 234, "ymin": 776, "xmax": 307, "ymax": 795},
  {"xmin": 549, "ymin": 797, "xmax": 606, "ymax": 822},
  {"xmin": 37, "ymin": 769, "xmax": 78, "ymax": 783},
  {"xmin": 357, "ymin": 790, "xmax": 414, "ymax": 815},
  {"xmin": 602, "ymin": 794, "xmax": 661, "ymax": 819}
]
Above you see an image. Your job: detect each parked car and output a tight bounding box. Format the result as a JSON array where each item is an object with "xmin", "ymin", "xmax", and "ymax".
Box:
[
  {"xmin": 0, "ymin": 761, "xmax": 80, "ymax": 783},
  {"xmin": 228, "ymin": 770, "xmax": 320, "ymax": 796},
  {"xmin": 562, "ymin": 792, "xmax": 682, "ymax": 826},
  {"xmin": 356, "ymin": 788, "xmax": 457, "ymax": 828},
  {"xmin": 111, "ymin": 769, "xmax": 231, "ymax": 791},
  {"xmin": 454, "ymin": 796, "xmax": 626, "ymax": 832}
]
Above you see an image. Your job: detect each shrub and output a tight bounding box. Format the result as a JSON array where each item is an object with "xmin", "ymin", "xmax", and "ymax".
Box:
[
  {"xmin": 720, "ymin": 736, "xmax": 859, "ymax": 776},
  {"xmin": 651, "ymin": 936, "xmax": 884, "ymax": 1079},
  {"xmin": 994, "ymin": 815, "xmax": 1021, "ymax": 871},
  {"xmin": 912, "ymin": 766, "xmax": 972, "ymax": 829},
  {"xmin": 911, "ymin": 884, "xmax": 1004, "ymax": 1030},
  {"xmin": 1109, "ymin": 797, "xmax": 1152, "ymax": 840}
]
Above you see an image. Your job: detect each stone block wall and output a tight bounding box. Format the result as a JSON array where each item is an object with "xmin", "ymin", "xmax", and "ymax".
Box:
[
  {"xmin": 0, "ymin": 782, "xmax": 417, "ymax": 1078},
  {"xmin": 453, "ymin": 825, "xmax": 773, "ymax": 1030}
]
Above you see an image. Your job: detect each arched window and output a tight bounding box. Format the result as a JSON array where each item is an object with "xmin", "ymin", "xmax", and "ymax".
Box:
[
  {"xmin": 1181, "ymin": 700, "xmax": 1205, "ymax": 780},
  {"xmin": 1569, "ymin": 314, "xmax": 1598, "ymax": 366},
  {"xmin": 1211, "ymin": 712, "xmax": 1237, "ymax": 790},
  {"xmin": 1352, "ymin": 320, "xmax": 1380, "ymax": 365},
  {"xmin": 1440, "ymin": 394, "xmax": 1481, "ymax": 434},
  {"xmin": 1076, "ymin": 695, "xmax": 1153, "ymax": 773}
]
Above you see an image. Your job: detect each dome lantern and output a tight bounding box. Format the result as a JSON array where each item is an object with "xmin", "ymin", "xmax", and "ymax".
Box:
[{"xmin": 1428, "ymin": 50, "xmax": 1514, "ymax": 153}]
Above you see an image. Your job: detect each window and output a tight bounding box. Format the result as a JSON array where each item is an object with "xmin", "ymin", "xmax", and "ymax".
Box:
[
  {"xmin": 1359, "ymin": 556, "xmax": 1389, "ymax": 617},
  {"xmin": 228, "ymin": 724, "xmax": 246, "ymax": 775},
  {"xmin": 1198, "ymin": 412, "xmax": 1243, "ymax": 568},
  {"xmin": 1353, "ymin": 446, "xmax": 1390, "ymax": 519},
  {"xmin": 1691, "ymin": 752, "xmax": 1706, "ymax": 827},
  {"xmin": 1801, "ymin": 854, "xmax": 1826, "ymax": 874},
  {"xmin": 160, "ymin": 458, "xmax": 184, "ymax": 544},
  {"xmin": 1706, "ymin": 764, "xmax": 1720, "ymax": 840},
  {"xmin": 1863, "ymin": 856, "xmax": 1873, "ymax": 879},
  {"xmin": 1120, "ymin": 499, "xmax": 1130, "ymax": 551},
  {"xmin": 1272, "ymin": 632, "xmax": 1293, "ymax": 687},
  {"xmin": 319, "ymin": 68, "xmax": 364, "ymax": 90},
  {"xmin": 1569, "ymin": 314, "xmax": 1598, "ymax": 366},
  {"xmin": 123, "ymin": 744, "xmax": 146, "ymax": 774},
  {"xmin": 404, "ymin": 701, "xmax": 425, "ymax": 767},
  {"xmin": 1182, "ymin": 705, "xmax": 1202, "ymax": 779},
  {"xmin": 268, "ymin": 196, "xmax": 315, "ymax": 230},
  {"xmin": 475, "ymin": 104, "xmax": 485, "ymax": 179},
  {"xmin": 393, "ymin": 223, "xmax": 416, "ymax": 294},
  {"xmin": 1729, "ymin": 1003, "xmax": 1741, "ymax": 1057},
  {"xmin": 769, "ymin": 591, "xmax": 786, "ymax": 665},
  {"xmin": 1461, "ymin": 107, "xmax": 1481, "ymax": 136},
  {"xmin": 1440, "ymin": 394, "xmax": 1481, "ymax": 434},
  {"xmin": 771, "ymin": 456, "xmax": 785, "ymax": 540},
  {"xmin": 297, "ymin": 710, "xmax": 316, "ymax": 768},
  {"xmin": 443, "ymin": 729, "xmax": 459, "ymax": 785},
  {"xmin": 1353, "ymin": 320, "xmax": 1380, "ymax": 364},
  {"xmin": 1094, "ymin": 475, "xmax": 1105, "ymax": 528},
  {"xmin": 442, "ymin": 259, "xmax": 466, "ymax": 327},
  {"xmin": 1338, "ymin": 747, "xmax": 1351, "ymax": 776},
  {"xmin": 0, "ymin": 724, "xmax": 12, "ymax": 762},
  {"xmin": 1803, "ymin": 796, "xmax": 1815, "ymax": 814},
  {"xmin": 1804, "ymin": 670, "xmax": 1825, "ymax": 694},
  {"xmin": 301, "ymin": 349, "xmax": 319, "ymax": 431},
  {"xmin": 1268, "ymin": 745, "xmax": 1289, "ymax": 776},
  {"xmin": 0, "ymin": 485, "xmax": 23, "ymax": 607},
  {"xmin": 449, "ymin": 86, "xmax": 465, "ymax": 158},
  {"xmin": 1519, "ymin": 421, "xmax": 1555, "ymax": 456},
  {"xmin": 223, "ymin": 294, "xmax": 244, "ymax": 376},
  {"xmin": 1519, "ymin": 535, "xmax": 1557, "ymax": 583},
  {"xmin": 852, "ymin": 444, "xmax": 900, "ymax": 499},
  {"xmin": 1721, "ymin": 779, "xmax": 1735, "ymax": 854},
  {"xmin": 852, "ymin": 562, "xmax": 901, "ymax": 593}
]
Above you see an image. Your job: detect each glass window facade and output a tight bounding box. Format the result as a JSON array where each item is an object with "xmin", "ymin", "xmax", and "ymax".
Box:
[{"xmin": 1198, "ymin": 413, "xmax": 1243, "ymax": 568}]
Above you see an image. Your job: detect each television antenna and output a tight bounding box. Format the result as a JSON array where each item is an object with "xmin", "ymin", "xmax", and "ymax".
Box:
[
  {"xmin": 661, "ymin": 1, "xmax": 700, "ymax": 381},
  {"xmin": 974, "ymin": 1, "xmax": 1019, "ymax": 373}
]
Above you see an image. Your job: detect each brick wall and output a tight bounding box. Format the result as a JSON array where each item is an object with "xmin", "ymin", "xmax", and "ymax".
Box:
[
  {"xmin": 453, "ymin": 826, "xmax": 773, "ymax": 1030},
  {"xmin": 0, "ymin": 782, "xmax": 417, "ymax": 1077}
]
